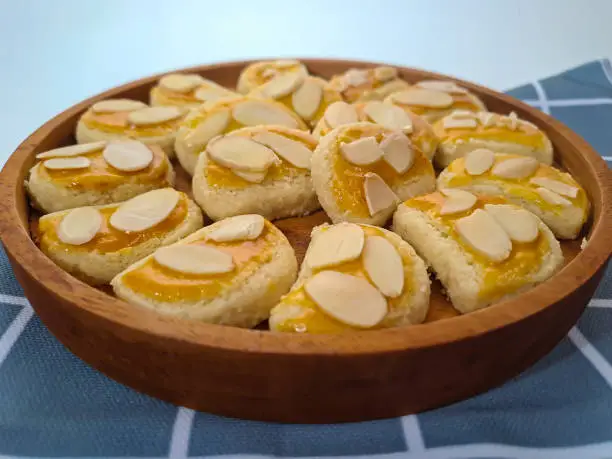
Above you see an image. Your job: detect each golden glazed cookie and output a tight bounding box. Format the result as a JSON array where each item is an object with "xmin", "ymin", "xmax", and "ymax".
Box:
[
  {"xmin": 328, "ymin": 66, "xmax": 410, "ymax": 103},
  {"xmin": 237, "ymin": 59, "xmax": 308, "ymax": 94},
  {"xmin": 76, "ymin": 99, "xmax": 187, "ymax": 158},
  {"xmin": 112, "ymin": 214, "xmax": 298, "ymax": 328},
  {"xmin": 385, "ymin": 80, "xmax": 486, "ymax": 124},
  {"xmin": 150, "ymin": 73, "xmax": 239, "ymax": 109},
  {"xmin": 432, "ymin": 110, "xmax": 554, "ymax": 168},
  {"xmin": 248, "ymin": 75, "xmax": 342, "ymax": 127},
  {"xmin": 174, "ymin": 96, "xmax": 308, "ymax": 176},
  {"xmin": 437, "ymin": 151, "xmax": 589, "ymax": 239},
  {"xmin": 312, "ymin": 101, "xmax": 439, "ymax": 160},
  {"xmin": 270, "ymin": 222, "xmax": 430, "ymax": 333},
  {"xmin": 25, "ymin": 140, "xmax": 174, "ymax": 213},
  {"xmin": 393, "ymin": 191, "xmax": 563, "ymax": 313},
  {"xmin": 37, "ymin": 188, "xmax": 203, "ymax": 285},
  {"xmin": 192, "ymin": 125, "xmax": 319, "ymax": 221},
  {"xmin": 311, "ymin": 122, "xmax": 436, "ymax": 225}
]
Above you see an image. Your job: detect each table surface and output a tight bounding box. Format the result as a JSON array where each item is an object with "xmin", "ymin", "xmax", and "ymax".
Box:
[{"xmin": 1, "ymin": 0, "xmax": 611, "ymax": 161}]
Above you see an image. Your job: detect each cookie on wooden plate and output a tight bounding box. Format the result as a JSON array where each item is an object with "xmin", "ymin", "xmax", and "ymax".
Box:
[
  {"xmin": 150, "ymin": 72, "xmax": 239, "ymax": 109},
  {"xmin": 328, "ymin": 66, "xmax": 410, "ymax": 102}
]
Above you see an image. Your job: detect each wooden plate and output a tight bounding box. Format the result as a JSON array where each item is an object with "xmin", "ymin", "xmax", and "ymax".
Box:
[{"xmin": 0, "ymin": 59, "xmax": 611, "ymax": 423}]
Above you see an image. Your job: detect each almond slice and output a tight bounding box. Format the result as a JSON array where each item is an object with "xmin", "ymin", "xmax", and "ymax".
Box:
[
  {"xmin": 363, "ymin": 172, "xmax": 399, "ymax": 216},
  {"xmin": 484, "ymin": 204, "xmax": 539, "ymax": 243},
  {"xmin": 306, "ymin": 223, "xmax": 364, "ymax": 269},
  {"xmin": 275, "ymin": 59, "xmax": 300, "ymax": 68},
  {"xmin": 455, "ymin": 209, "xmax": 512, "ymax": 262},
  {"xmin": 292, "ymin": 78, "xmax": 323, "ymax": 120},
  {"xmin": 207, "ymin": 214, "xmax": 265, "ymax": 242},
  {"xmin": 159, "ymin": 73, "xmax": 205, "ymax": 93},
  {"xmin": 232, "ymin": 169, "xmax": 268, "ymax": 183},
  {"xmin": 194, "ymin": 87, "xmax": 236, "ymax": 103},
  {"xmin": 127, "ymin": 106, "xmax": 183, "ymax": 126},
  {"xmin": 363, "ymin": 101, "xmax": 413, "ymax": 131},
  {"xmin": 154, "ymin": 245, "xmax": 234, "ymax": 275},
  {"xmin": 477, "ymin": 112, "xmax": 496, "ymax": 128},
  {"xmin": 232, "ymin": 100, "xmax": 299, "ymax": 128},
  {"xmin": 91, "ymin": 99, "xmax": 147, "ymax": 113},
  {"xmin": 380, "ymin": 131, "xmax": 414, "ymax": 174},
  {"xmin": 304, "ymin": 271, "xmax": 387, "ymax": 328},
  {"xmin": 57, "ymin": 207, "xmax": 102, "ymax": 245},
  {"xmin": 491, "ymin": 157, "xmax": 539, "ymax": 179},
  {"xmin": 36, "ymin": 141, "xmax": 107, "ymax": 159},
  {"xmin": 391, "ymin": 89, "xmax": 453, "ymax": 108},
  {"xmin": 373, "ymin": 66, "xmax": 398, "ymax": 82},
  {"xmin": 344, "ymin": 69, "xmax": 369, "ymax": 87},
  {"xmin": 324, "ymin": 101, "xmax": 358, "ymax": 128},
  {"xmin": 43, "ymin": 157, "xmax": 91, "ymax": 170},
  {"xmin": 415, "ymin": 80, "xmax": 467, "ymax": 94},
  {"xmin": 252, "ymin": 131, "xmax": 311, "ymax": 169},
  {"xmin": 536, "ymin": 187, "xmax": 572, "ymax": 207},
  {"xmin": 443, "ymin": 117, "xmax": 478, "ymax": 130},
  {"xmin": 464, "ymin": 148, "xmax": 495, "ymax": 175},
  {"xmin": 507, "ymin": 112, "xmax": 520, "ymax": 130},
  {"xmin": 103, "ymin": 141, "xmax": 153, "ymax": 172},
  {"xmin": 363, "ymin": 236, "xmax": 404, "ymax": 298},
  {"xmin": 110, "ymin": 188, "xmax": 180, "ymax": 232},
  {"xmin": 207, "ymin": 136, "xmax": 278, "ymax": 171},
  {"xmin": 530, "ymin": 177, "xmax": 578, "ymax": 198},
  {"xmin": 440, "ymin": 189, "xmax": 477, "ymax": 215},
  {"xmin": 184, "ymin": 108, "xmax": 231, "ymax": 149},
  {"xmin": 340, "ymin": 137, "xmax": 384, "ymax": 166},
  {"xmin": 259, "ymin": 72, "xmax": 305, "ymax": 99}
]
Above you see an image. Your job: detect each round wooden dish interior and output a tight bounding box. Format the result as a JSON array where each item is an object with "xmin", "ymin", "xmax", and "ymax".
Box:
[{"xmin": 1, "ymin": 59, "xmax": 611, "ymax": 424}]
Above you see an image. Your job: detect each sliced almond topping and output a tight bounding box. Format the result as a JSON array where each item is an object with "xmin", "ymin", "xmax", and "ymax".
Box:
[
  {"xmin": 184, "ymin": 108, "xmax": 231, "ymax": 149},
  {"xmin": 306, "ymin": 223, "xmax": 365, "ymax": 269},
  {"xmin": 261, "ymin": 68, "xmax": 277, "ymax": 79},
  {"xmin": 415, "ymin": 80, "xmax": 467, "ymax": 94},
  {"xmin": 57, "ymin": 207, "xmax": 102, "ymax": 245},
  {"xmin": 344, "ymin": 69, "xmax": 369, "ymax": 87},
  {"xmin": 207, "ymin": 136, "xmax": 278, "ymax": 171},
  {"xmin": 154, "ymin": 245, "xmax": 234, "ymax": 275},
  {"xmin": 530, "ymin": 177, "xmax": 578, "ymax": 198},
  {"xmin": 252, "ymin": 131, "xmax": 311, "ymax": 169},
  {"xmin": 443, "ymin": 116, "xmax": 478, "ymax": 130},
  {"xmin": 477, "ymin": 112, "xmax": 496, "ymax": 128},
  {"xmin": 110, "ymin": 188, "xmax": 180, "ymax": 232},
  {"xmin": 536, "ymin": 187, "xmax": 572, "ymax": 207},
  {"xmin": 507, "ymin": 112, "xmax": 520, "ymax": 130},
  {"xmin": 159, "ymin": 73, "xmax": 205, "ymax": 93},
  {"xmin": 363, "ymin": 172, "xmax": 399, "ymax": 216},
  {"xmin": 36, "ymin": 141, "xmax": 107, "ymax": 159},
  {"xmin": 194, "ymin": 87, "xmax": 236, "ymax": 102},
  {"xmin": 380, "ymin": 131, "xmax": 414, "ymax": 174},
  {"xmin": 292, "ymin": 78, "xmax": 323, "ymax": 120},
  {"xmin": 440, "ymin": 189, "xmax": 477, "ymax": 215},
  {"xmin": 324, "ymin": 101, "xmax": 358, "ymax": 128},
  {"xmin": 102, "ymin": 141, "xmax": 153, "ymax": 172},
  {"xmin": 232, "ymin": 100, "xmax": 299, "ymax": 128},
  {"xmin": 363, "ymin": 101, "xmax": 413, "ymax": 131},
  {"xmin": 275, "ymin": 59, "xmax": 300, "ymax": 68},
  {"xmin": 43, "ymin": 157, "xmax": 91, "ymax": 170},
  {"xmin": 455, "ymin": 209, "xmax": 512, "ymax": 262},
  {"xmin": 233, "ymin": 169, "xmax": 268, "ymax": 183},
  {"xmin": 491, "ymin": 157, "xmax": 539, "ymax": 179},
  {"xmin": 391, "ymin": 88, "xmax": 453, "ymax": 108},
  {"xmin": 91, "ymin": 99, "xmax": 147, "ymax": 113},
  {"xmin": 207, "ymin": 214, "xmax": 265, "ymax": 242},
  {"xmin": 127, "ymin": 106, "xmax": 183, "ymax": 126},
  {"xmin": 340, "ymin": 137, "xmax": 384, "ymax": 166},
  {"xmin": 304, "ymin": 271, "xmax": 388, "ymax": 328},
  {"xmin": 464, "ymin": 148, "xmax": 495, "ymax": 175},
  {"xmin": 363, "ymin": 236, "xmax": 404, "ymax": 298},
  {"xmin": 484, "ymin": 204, "xmax": 539, "ymax": 243},
  {"xmin": 258, "ymin": 72, "xmax": 305, "ymax": 98},
  {"xmin": 373, "ymin": 66, "xmax": 398, "ymax": 82}
]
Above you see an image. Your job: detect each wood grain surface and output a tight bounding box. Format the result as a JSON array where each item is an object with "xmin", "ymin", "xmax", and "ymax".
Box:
[{"xmin": 0, "ymin": 58, "xmax": 611, "ymax": 423}]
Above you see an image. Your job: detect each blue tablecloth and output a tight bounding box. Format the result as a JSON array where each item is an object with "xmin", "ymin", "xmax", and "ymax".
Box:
[{"xmin": 1, "ymin": 59, "xmax": 611, "ymax": 459}]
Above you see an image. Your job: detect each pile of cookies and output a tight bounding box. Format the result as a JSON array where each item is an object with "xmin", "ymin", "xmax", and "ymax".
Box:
[{"xmin": 25, "ymin": 59, "xmax": 591, "ymax": 333}]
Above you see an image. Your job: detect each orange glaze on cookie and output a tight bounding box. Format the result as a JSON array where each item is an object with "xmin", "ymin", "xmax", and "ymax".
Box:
[{"xmin": 81, "ymin": 109, "xmax": 184, "ymax": 137}]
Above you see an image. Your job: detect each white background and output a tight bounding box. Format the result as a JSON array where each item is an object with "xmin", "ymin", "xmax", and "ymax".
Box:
[{"xmin": 1, "ymin": 0, "xmax": 611, "ymax": 161}]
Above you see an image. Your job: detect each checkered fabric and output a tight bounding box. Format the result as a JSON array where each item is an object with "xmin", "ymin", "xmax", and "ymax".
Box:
[{"xmin": 0, "ymin": 59, "xmax": 611, "ymax": 459}]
